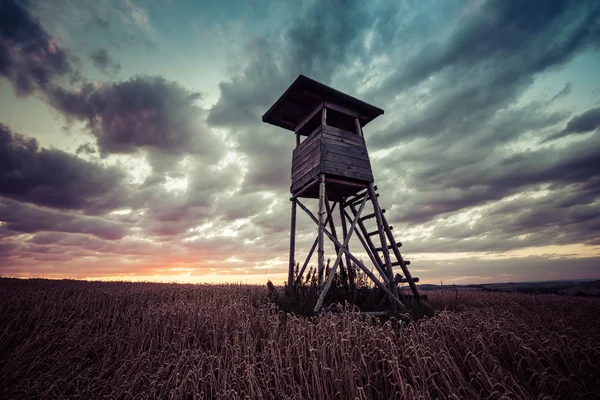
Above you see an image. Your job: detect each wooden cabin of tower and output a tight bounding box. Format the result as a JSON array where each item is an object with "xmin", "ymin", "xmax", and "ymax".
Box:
[{"xmin": 262, "ymin": 75, "xmax": 383, "ymax": 200}]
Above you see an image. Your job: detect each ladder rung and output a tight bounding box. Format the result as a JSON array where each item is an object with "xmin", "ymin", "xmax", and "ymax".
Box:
[
  {"xmin": 345, "ymin": 191, "xmax": 367, "ymax": 206},
  {"xmin": 346, "ymin": 185, "xmax": 377, "ymax": 204},
  {"xmin": 367, "ymin": 226, "xmax": 392, "ymax": 236},
  {"xmin": 348, "ymin": 193, "xmax": 378, "ymax": 207},
  {"xmin": 359, "ymin": 210, "xmax": 385, "ymax": 221},
  {"xmin": 375, "ymin": 242, "xmax": 402, "ymax": 251},
  {"xmin": 391, "ymin": 260, "xmax": 410, "ymax": 266},
  {"xmin": 345, "ymin": 185, "xmax": 376, "ymax": 206}
]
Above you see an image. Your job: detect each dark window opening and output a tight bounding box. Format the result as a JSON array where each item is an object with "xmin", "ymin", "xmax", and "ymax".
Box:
[{"xmin": 326, "ymin": 108, "xmax": 356, "ymax": 133}]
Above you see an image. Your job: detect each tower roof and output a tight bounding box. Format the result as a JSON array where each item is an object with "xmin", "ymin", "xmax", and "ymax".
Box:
[{"xmin": 262, "ymin": 75, "xmax": 384, "ymax": 132}]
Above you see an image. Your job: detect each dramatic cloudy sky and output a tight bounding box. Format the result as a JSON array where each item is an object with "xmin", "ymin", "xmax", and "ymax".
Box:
[{"xmin": 1, "ymin": 0, "xmax": 599, "ymax": 284}]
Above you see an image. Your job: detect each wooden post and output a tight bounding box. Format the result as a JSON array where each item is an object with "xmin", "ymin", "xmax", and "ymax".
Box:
[
  {"xmin": 296, "ymin": 199, "xmax": 407, "ymax": 312},
  {"xmin": 339, "ymin": 203, "xmax": 354, "ymax": 292},
  {"xmin": 347, "ymin": 202, "xmax": 384, "ymax": 268},
  {"xmin": 295, "ymin": 203, "xmax": 336, "ymax": 286},
  {"xmin": 314, "ymin": 192, "xmax": 368, "ymax": 312},
  {"xmin": 296, "ymin": 239, "xmax": 317, "ymax": 285},
  {"xmin": 288, "ymin": 199, "xmax": 297, "ymax": 290},
  {"xmin": 354, "ymin": 118, "xmax": 363, "ymax": 137},
  {"xmin": 317, "ymin": 174, "xmax": 326, "ymax": 290},
  {"xmin": 368, "ymin": 184, "xmax": 394, "ymax": 288},
  {"xmin": 324, "ymin": 196, "xmax": 346, "ymax": 287},
  {"xmin": 322, "ymin": 107, "xmax": 327, "ymax": 126}
]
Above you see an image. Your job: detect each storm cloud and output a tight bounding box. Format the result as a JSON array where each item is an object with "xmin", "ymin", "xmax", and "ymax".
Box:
[
  {"xmin": 0, "ymin": 124, "xmax": 127, "ymax": 213},
  {"xmin": 0, "ymin": 0, "xmax": 78, "ymax": 96},
  {"xmin": 89, "ymin": 48, "xmax": 121, "ymax": 75},
  {"xmin": 545, "ymin": 107, "xmax": 600, "ymax": 142},
  {"xmin": 0, "ymin": 199, "xmax": 128, "ymax": 240},
  {"xmin": 48, "ymin": 76, "xmax": 225, "ymax": 162}
]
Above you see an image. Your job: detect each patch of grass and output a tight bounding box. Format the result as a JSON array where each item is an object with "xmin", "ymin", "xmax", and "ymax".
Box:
[{"xmin": 268, "ymin": 260, "xmax": 432, "ymax": 319}]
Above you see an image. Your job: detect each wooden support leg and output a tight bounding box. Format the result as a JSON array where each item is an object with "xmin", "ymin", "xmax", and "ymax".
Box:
[
  {"xmin": 314, "ymin": 192, "xmax": 368, "ymax": 312},
  {"xmin": 296, "ymin": 238, "xmax": 317, "ymax": 285},
  {"xmin": 317, "ymin": 174, "xmax": 326, "ymax": 290},
  {"xmin": 295, "ymin": 203, "xmax": 337, "ymax": 286},
  {"xmin": 324, "ymin": 198, "xmax": 347, "ymax": 291},
  {"xmin": 296, "ymin": 199, "xmax": 407, "ymax": 313},
  {"xmin": 288, "ymin": 199, "xmax": 297, "ymax": 290},
  {"xmin": 339, "ymin": 203, "xmax": 354, "ymax": 292},
  {"xmin": 347, "ymin": 202, "xmax": 384, "ymax": 268}
]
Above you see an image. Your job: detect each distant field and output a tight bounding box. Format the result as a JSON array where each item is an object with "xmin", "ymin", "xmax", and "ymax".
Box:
[{"xmin": 1, "ymin": 278, "xmax": 599, "ymax": 399}]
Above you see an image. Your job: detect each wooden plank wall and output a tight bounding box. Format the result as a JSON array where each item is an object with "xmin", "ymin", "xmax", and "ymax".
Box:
[
  {"xmin": 291, "ymin": 125, "xmax": 374, "ymax": 194},
  {"xmin": 320, "ymin": 126, "xmax": 373, "ymax": 182},
  {"xmin": 291, "ymin": 127, "xmax": 322, "ymax": 193}
]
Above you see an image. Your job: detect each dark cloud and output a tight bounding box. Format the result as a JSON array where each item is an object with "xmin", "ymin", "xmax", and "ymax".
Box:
[
  {"xmin": 94, "ymin": 15, "xmax": 109, "ymax": 30},
  {"xmin": 368, "ymin": 0, "xmax": 600, "ymax": 147},
  {"xmin": 545, "ymin": 107, "xmax": 600, "ymax": 142},
  {"xmin": 548, "ymin": 83, "xmax": 572, "ymax": 104},
  {"xmin": 381, "ymin": 130, "xmax": 600, "ymax": 226},
  {"xmin": 26, "ymin": 232, "xmax": 156, "ymax": 256},
  {"xmin": 218, "ymin": 192, "xmax": 270, "ymax": 221},
  {"xmin": 339, "ymin": 0, "xmax": 600, "ymax": 259},
  {"xmin": 48, "ymin": 76, "xmax": 224, "ymax": 162},
  {"xmin": 0, "ymin": 123, "xmax": 127, "ymax": 213},
  {"xmin": 400, "ymin": 184, "xmax": 600, "ymax": 255},
  {"xmin": 89, "ymin": 48, "xmax": 121, "ymax": 75},
  {"xmin": 207, "ymin": 0, "xmax": 376, "ymax": 193},
  {"xmin": 236, "ymin": 129, "xmax": 294, "ymax": 193},
  {"xmin": 564, "ymin": 107, "xmax": 600, "ymax": 134},
  {"xmin": 0, "ymin": 0, "xmax": 78, "ymax": 96},
  {"xmin": 375, "ymin": 0, "xmax": 598, "ymax": 97},
  {"xmin": 207, "ymin": 0, "xmax": 372, "ymax": 128},
  {"xmin": 0, "ymin": 198, "xmax": 128, "ymax": 240},
  {"xmin": 75, "ymin": 142, "xmax": 96, "ymax": 155}
]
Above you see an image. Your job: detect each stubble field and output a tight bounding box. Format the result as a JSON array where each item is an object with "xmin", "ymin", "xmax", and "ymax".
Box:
[{"xmin": 0, "ymin": 278, "xmax": 599, "ymax": 399}]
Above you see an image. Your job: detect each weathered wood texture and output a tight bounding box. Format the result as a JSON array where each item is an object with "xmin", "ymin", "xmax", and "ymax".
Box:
[
  {"xmin": 314, "ymin": 191, "xmax": 368, "ymax": 312},
  {"xmin": 295, "ymin": 198, "xmax": 407, "ymax": 313},
  {"xmin": 291, "ymin": 126, "xmax": 374, "ymax": 194},
  {"xmin": 262, "ymin": 75, "xmax": 384, "ymax": 133},
  {"xmin": 317, "ymin": 174, "xmax": 326, "ymax": 289},
  {"xmin": 288, "ymin": 199, "xmax": 297, "ymax": 288}
]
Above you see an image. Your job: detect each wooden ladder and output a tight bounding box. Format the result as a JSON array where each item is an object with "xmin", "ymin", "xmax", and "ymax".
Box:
[
  {"xmin": 307, "ymin": 179, "xmax": 422, "ymax": 313},
  {"xmin": 343, "ymin": 183, "xmax": 421, "ymax": 303}
]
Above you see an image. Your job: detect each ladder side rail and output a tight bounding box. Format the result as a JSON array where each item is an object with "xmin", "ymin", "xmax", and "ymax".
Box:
[
  {"xmin": 381, "ymin": 213, "xmax": 421, "ymax": 302},
  {"xmin": 342, "ymin": 209, "xmax": 390, "ymax": 285}
]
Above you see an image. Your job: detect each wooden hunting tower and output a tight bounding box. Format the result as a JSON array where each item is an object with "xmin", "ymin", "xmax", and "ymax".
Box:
[{"xmin": 262, "ymin": 75, "xmax": 421, "ymax": 313}]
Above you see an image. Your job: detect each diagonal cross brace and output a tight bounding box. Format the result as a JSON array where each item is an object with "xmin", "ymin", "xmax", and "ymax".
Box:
[
  {"xmin": 314, "ymin": 192, "xmax": 368, "ymax": 312},
  {"xmin": 296, "ymin": 199, "xmax": 407, "ymax": 313},
  {"xmin": 342, "ymin": 209, "xmax": 390, "ymax": 286},
  {"xmin": 294, "ymin": 202, "xmax": 337, "ymax": 286}
]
